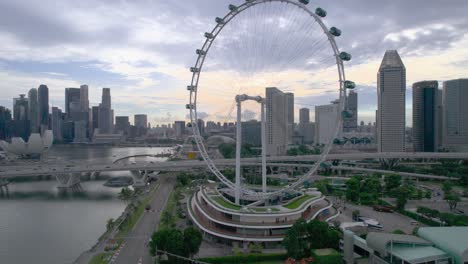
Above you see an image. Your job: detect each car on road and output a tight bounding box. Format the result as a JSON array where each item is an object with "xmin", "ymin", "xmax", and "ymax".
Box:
[
  {"xmin": 145, "ymin": 205, "xmax": 151, "ymax": 211},
  {"xmin": 373, "ymin": 205, "xmax": 394, "ymax": 213}
]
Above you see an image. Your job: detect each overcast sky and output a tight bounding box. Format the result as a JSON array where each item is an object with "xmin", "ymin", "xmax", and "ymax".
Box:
[{"xmin": 1, "ymin": 0, "xmax": 467, "ymax": 125}]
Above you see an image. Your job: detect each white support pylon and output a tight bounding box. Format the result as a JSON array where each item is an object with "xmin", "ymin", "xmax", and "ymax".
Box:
[
  {"xmin": 235, "ymin": 96, "xmax": 242, "ymax": 205},
  {"xmin": 261, "ymin": 100, "xmax": 267, "ymax": 193}
]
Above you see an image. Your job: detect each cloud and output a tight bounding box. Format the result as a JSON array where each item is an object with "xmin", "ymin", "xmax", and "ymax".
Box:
[{"xmin": 0, "ymin": 0, "xmax": 467, "ymax": 125}]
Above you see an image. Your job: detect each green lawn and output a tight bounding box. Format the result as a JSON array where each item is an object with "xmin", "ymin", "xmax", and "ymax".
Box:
[
  {"xmin": 212, "ymin": 196, "xmax": 242, "ymax": 210},
  {"xmin": 89, "ymin": 252, "xmax": 112, "ymax": 264},
  {"xmin": 284, "ymin": 194, "xmax": 315, "ymax": 209}
]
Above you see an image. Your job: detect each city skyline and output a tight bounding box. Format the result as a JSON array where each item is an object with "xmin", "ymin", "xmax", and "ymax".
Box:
[{"xmin": 1, "ymin": 0, "xmax": 468, "ymax": 125}]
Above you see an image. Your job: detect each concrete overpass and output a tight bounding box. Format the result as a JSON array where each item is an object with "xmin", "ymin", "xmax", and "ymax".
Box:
[{"xmin": 1, "ymin": 151, "xmax": 464, "ymax": 181}]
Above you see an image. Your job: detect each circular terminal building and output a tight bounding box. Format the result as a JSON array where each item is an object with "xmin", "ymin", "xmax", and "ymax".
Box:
[{"xmin": 188, "ymin": 184, "xmax": 337, "ymax": 248}]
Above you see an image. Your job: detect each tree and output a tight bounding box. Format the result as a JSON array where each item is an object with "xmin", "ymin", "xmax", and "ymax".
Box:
[
  {"xmin": 106, "ymin": 218, "xmax": 115, "ymax": 231},
  {"xmin": 118, "ymin": 187, "xmax": 134, "ymax": 204},
  {"xmin": 283, "ymin": 219, "xmax": 341, "ymax": 260},
  {"xmin": 345, "ymin": 178, "xmax": 361, "ymax": 202},
  {"xmin": 160, "ymin": 210, "xmax": 175, "ymax": 228},
  {"xmin": 176, "ymin": 172, "xmax": 190, "ymax": 186},
  {"xmin": 445, "ymin": 192, "xmax": 461, "ymax": 211},
  {"xmin": 283, "ymin": 219, "xmax": 309, "ymax": 259},
  {"xmin": 384, "ymin": 174, "xmax": 401, "ymax": 193},
  {"xmin": 352, "ymin": 210, "xmax": 360, "ymax": 221},
  {"xmin": 183, "ymin": 227, "xmax": 203, "ymax": 258},
  {"xmin": 394, "ymin": 186, "xmax": 410, "ymax": 210},
  {"xmin": 442, "ymin": 182, "xmax": 453, "ymax": 196},
  {"xmin": 149, "ymin": 228, "xmax": 184, "ymax": 263}
]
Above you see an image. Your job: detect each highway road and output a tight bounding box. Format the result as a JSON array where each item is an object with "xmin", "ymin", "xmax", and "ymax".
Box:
[{"xmin": 114, "ymin": 175, "xmax": 176, "ymax": 264}]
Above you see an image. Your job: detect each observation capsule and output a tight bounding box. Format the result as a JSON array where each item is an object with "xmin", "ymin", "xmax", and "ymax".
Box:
[
  {"xmin": 204, "ymin": 32, "xmax": 214, "ymax": 39},
  {"xmin": 187, "ymin": 85, "xmax": 196, "ymax": 91},
  {"xmin": 339, "ymin": 52, "xmax": 352, "ymax": 61},
  {"xmin": 228, "ymin": 4, "xmax": 238, "ymax": 11},
  {"xmin": 215, "ymin": 17, "xmax": 225, "ymax": 24},
  {"xmin": 187, "ymin": 123, "xmax": 193, "ymax": 128},
  {"xmin": 341, "ymin": 110, "xmax": 353, "ymax": 119},
  {"xmin": 329, "ymin": 27, "xmax": 342, "ymax": 37},
  {"xmin": 196, "ymin": 49, "xmax": 206, "ymax": 55},
  {"xmin": 344, "ymin": 81, "xmax": 356, "ymax": 89},
  {"xmin": 186, "ymin": 104, "xmax": 194, "ymax": 110},
  {"xmin": 190, "ymin": 67, "xmax": 200, "ymax": 73},
  {"xmin": 315, "ymin": 7, "xmax": 327, "ymax": 17},
  {"xmin": 299, "ymin": 0, "xmax": 310, "ymax": 5}
]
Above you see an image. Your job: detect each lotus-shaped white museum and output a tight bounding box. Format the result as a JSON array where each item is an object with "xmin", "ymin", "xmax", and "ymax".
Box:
[{"xmin": 0, "ymin": 130, "xmax": 53, "ymax": 157}]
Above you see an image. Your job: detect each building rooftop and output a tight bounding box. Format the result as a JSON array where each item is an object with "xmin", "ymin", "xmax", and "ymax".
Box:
[
  {"xmin": 379, "ymin": 50, "xmax": 405, "ymax": 70},
  {"xmin": 366, "ymin": 232, "xmax": 432, "ymax": 257},
  {"xmin": 391, "ymin": 244, "xmax": 449, "ymax": 263},
  {"xmin": 418, "ymin": 227, "xmax": 468, "ymax": 258}
]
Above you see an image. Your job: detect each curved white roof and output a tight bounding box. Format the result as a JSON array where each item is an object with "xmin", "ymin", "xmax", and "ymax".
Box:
[{"xmin": 0, "ymin": 130, "xmax": 53, "ymax": 155}]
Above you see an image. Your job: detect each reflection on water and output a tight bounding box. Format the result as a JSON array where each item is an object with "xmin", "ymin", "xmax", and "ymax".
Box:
[{"xmin": 0, "ymin": 146, "xmax": 170, "ymax": 264}]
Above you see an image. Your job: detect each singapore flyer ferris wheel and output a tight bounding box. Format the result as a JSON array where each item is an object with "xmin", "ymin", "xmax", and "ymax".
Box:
[{"xmin": 186, "ymin": 0, "xmax": 356, "ymax": 204}]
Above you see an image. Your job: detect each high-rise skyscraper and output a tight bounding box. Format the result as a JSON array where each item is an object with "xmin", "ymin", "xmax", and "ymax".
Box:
[
  {"xmin": 298, "ymin": 108, "xmax": 315, "ymax": 144},
  {"xmin": 65, "ymin": 88, "xmax": 80, "ymax": 116},
  {"xmin": 343, "ymin": 90, "xmax": 358, "ymax": 132},
  {"xmin": 299, "ymin": 108, "xmax": 310, "ymax": 123},
  {"xmin": 442, "ymin": 78, "xmax": 468, "ymax": 150},
  {"xmin": 266, "ymin": 87, "xmax": 289, "ymax": 156},
  {"xmin": 412, "ymin": 81, "xmax": 441, "ymax": 152},
  {"xmin": 98, "ymin": 88, "xmax": 113, "ymax": 134},
  {"xmin": 115, "ymin": 116, "xmax": 130, "ymax": 135},
  {"xmin": 80, "ymin": 85, "xmax": 89, "ymax": 112},
  {"xmin": 51, "ymin": 107, "xmax": 63, "ymax": 141},
  {"xmin": 315, "ymin": 101, "xmax": 339, "ymax": 145},
  {"xmin": 91, "ymin": 106, "xmax": 99, "ymax": 134},
  {"xmin": 134, "ymin": 114, "xmax": 148, "ymax": 128},
  {"xmin": 28, "ymin": 88, "xmax": 39, "ymax": 133},
  {"xmin": 101, "ymin": 88, "xmax": 111, "ymax": 108},
  {"xmin": 285, "ymin": 92, "xmax": 294, "ymax": 144},
  {"xmin": 13, "ymin": 94, "xmax": 30, "ymax": 140},
  {"xmin": 0, "ymin": 106, "xmax": 12, "ymax": 140},
  {"xmin": 377, "ymin": 50, "xmax": 406, "ymax": 152},
  {"xmin": 174, "ymin": 121, "xmax": 186, "ymax": 139},
  {"xmin": 38, "ymin": 84, "xmax": 49, "ymax": 130}
]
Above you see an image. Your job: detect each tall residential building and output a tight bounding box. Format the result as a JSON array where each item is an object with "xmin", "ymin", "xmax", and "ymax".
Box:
[
  {"xmin": 197, "ymin": 119, "xmax": 205, "ymax": 136},
  {"xmin": 13, "ymin": 94, "xmax": 30, "ymax": 140},
  {"xmin": 442, "ymin": 78, "xmax": 468, "ymax": 150},
  {"xmin": 98, "ymin": 88, "xmax": 113, "ymax": 134},
  {"xmin": 27, "ymin": 88, "xmax": 39, "ymax": 133},
  {"xmin": 315, "ymin": 101, "xmax": 339, "ymax": 145},
  {"xmin": 134, "ymin": 114, "xmax": 148, "ymax": 128},
  {"xmin": 343, "ymin": 90, "xmax": 358, "ymax": 132},
  {"xmin": 101, "ymin": 88, "xmax": 111, "ymax": 108},
  {"xmin": 13, "ymin": 94, "xmax": 29, "ymax": 121},
  {"xmin": 266, "ymin": 87, "xmax": 288, "ymax": 156},
  {"xmin": 38, "ymin": 84, "xmax": 49, "ymax": 129},
  {"xmin": 242, "ymin": 120, "xmax": 261, "ymax": 146},
  {"xmin": 174, "ymin": 121, "xmax": 186, "ymax": 139},
  {"xmin": 65, "ymin": 88, "xmax": 80, "ymax": 116},
  {"xmin": 299, "ymin": 108, "xmax": 310, "ymax": 123},
  {"xmin": 285, "ymin": 92, "xmax": 294, "ymax": 144},
  {"xmin": 80, "ymin": 85, "xmax": 89, "ymax": 112},
  {"xmin": 298, "ymin": 108, "xmax": 315, "ymax": 144},
  {"xmin": 74, "ymin": 120, "xmax": 87, "ymax": 143},
  {"xmin": 115, "ymin": 116, "xmax": 130, "ymax": 134},
  {"xmin": 377, "ymin": 50, "xmax": 406, "ymax": 152},
  {"xmin": 51, "ymin": 107, "xmax": 63, "ymax": 141},
  {"xmin": 0, "ymin": 106, "xmax": 12, "ymax": 140},
  {"xmin": 412, "ymin": 81, "xmax": 441, "ymax": 152},
  {"xmin": 91, "ymin": 106, "xmax": 99, "ymax": 134}
]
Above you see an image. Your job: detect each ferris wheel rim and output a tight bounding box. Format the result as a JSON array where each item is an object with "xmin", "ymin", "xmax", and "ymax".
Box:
[{"xmin": 187, "ymin": 0, "xmax": 348, "ymax": 199}]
